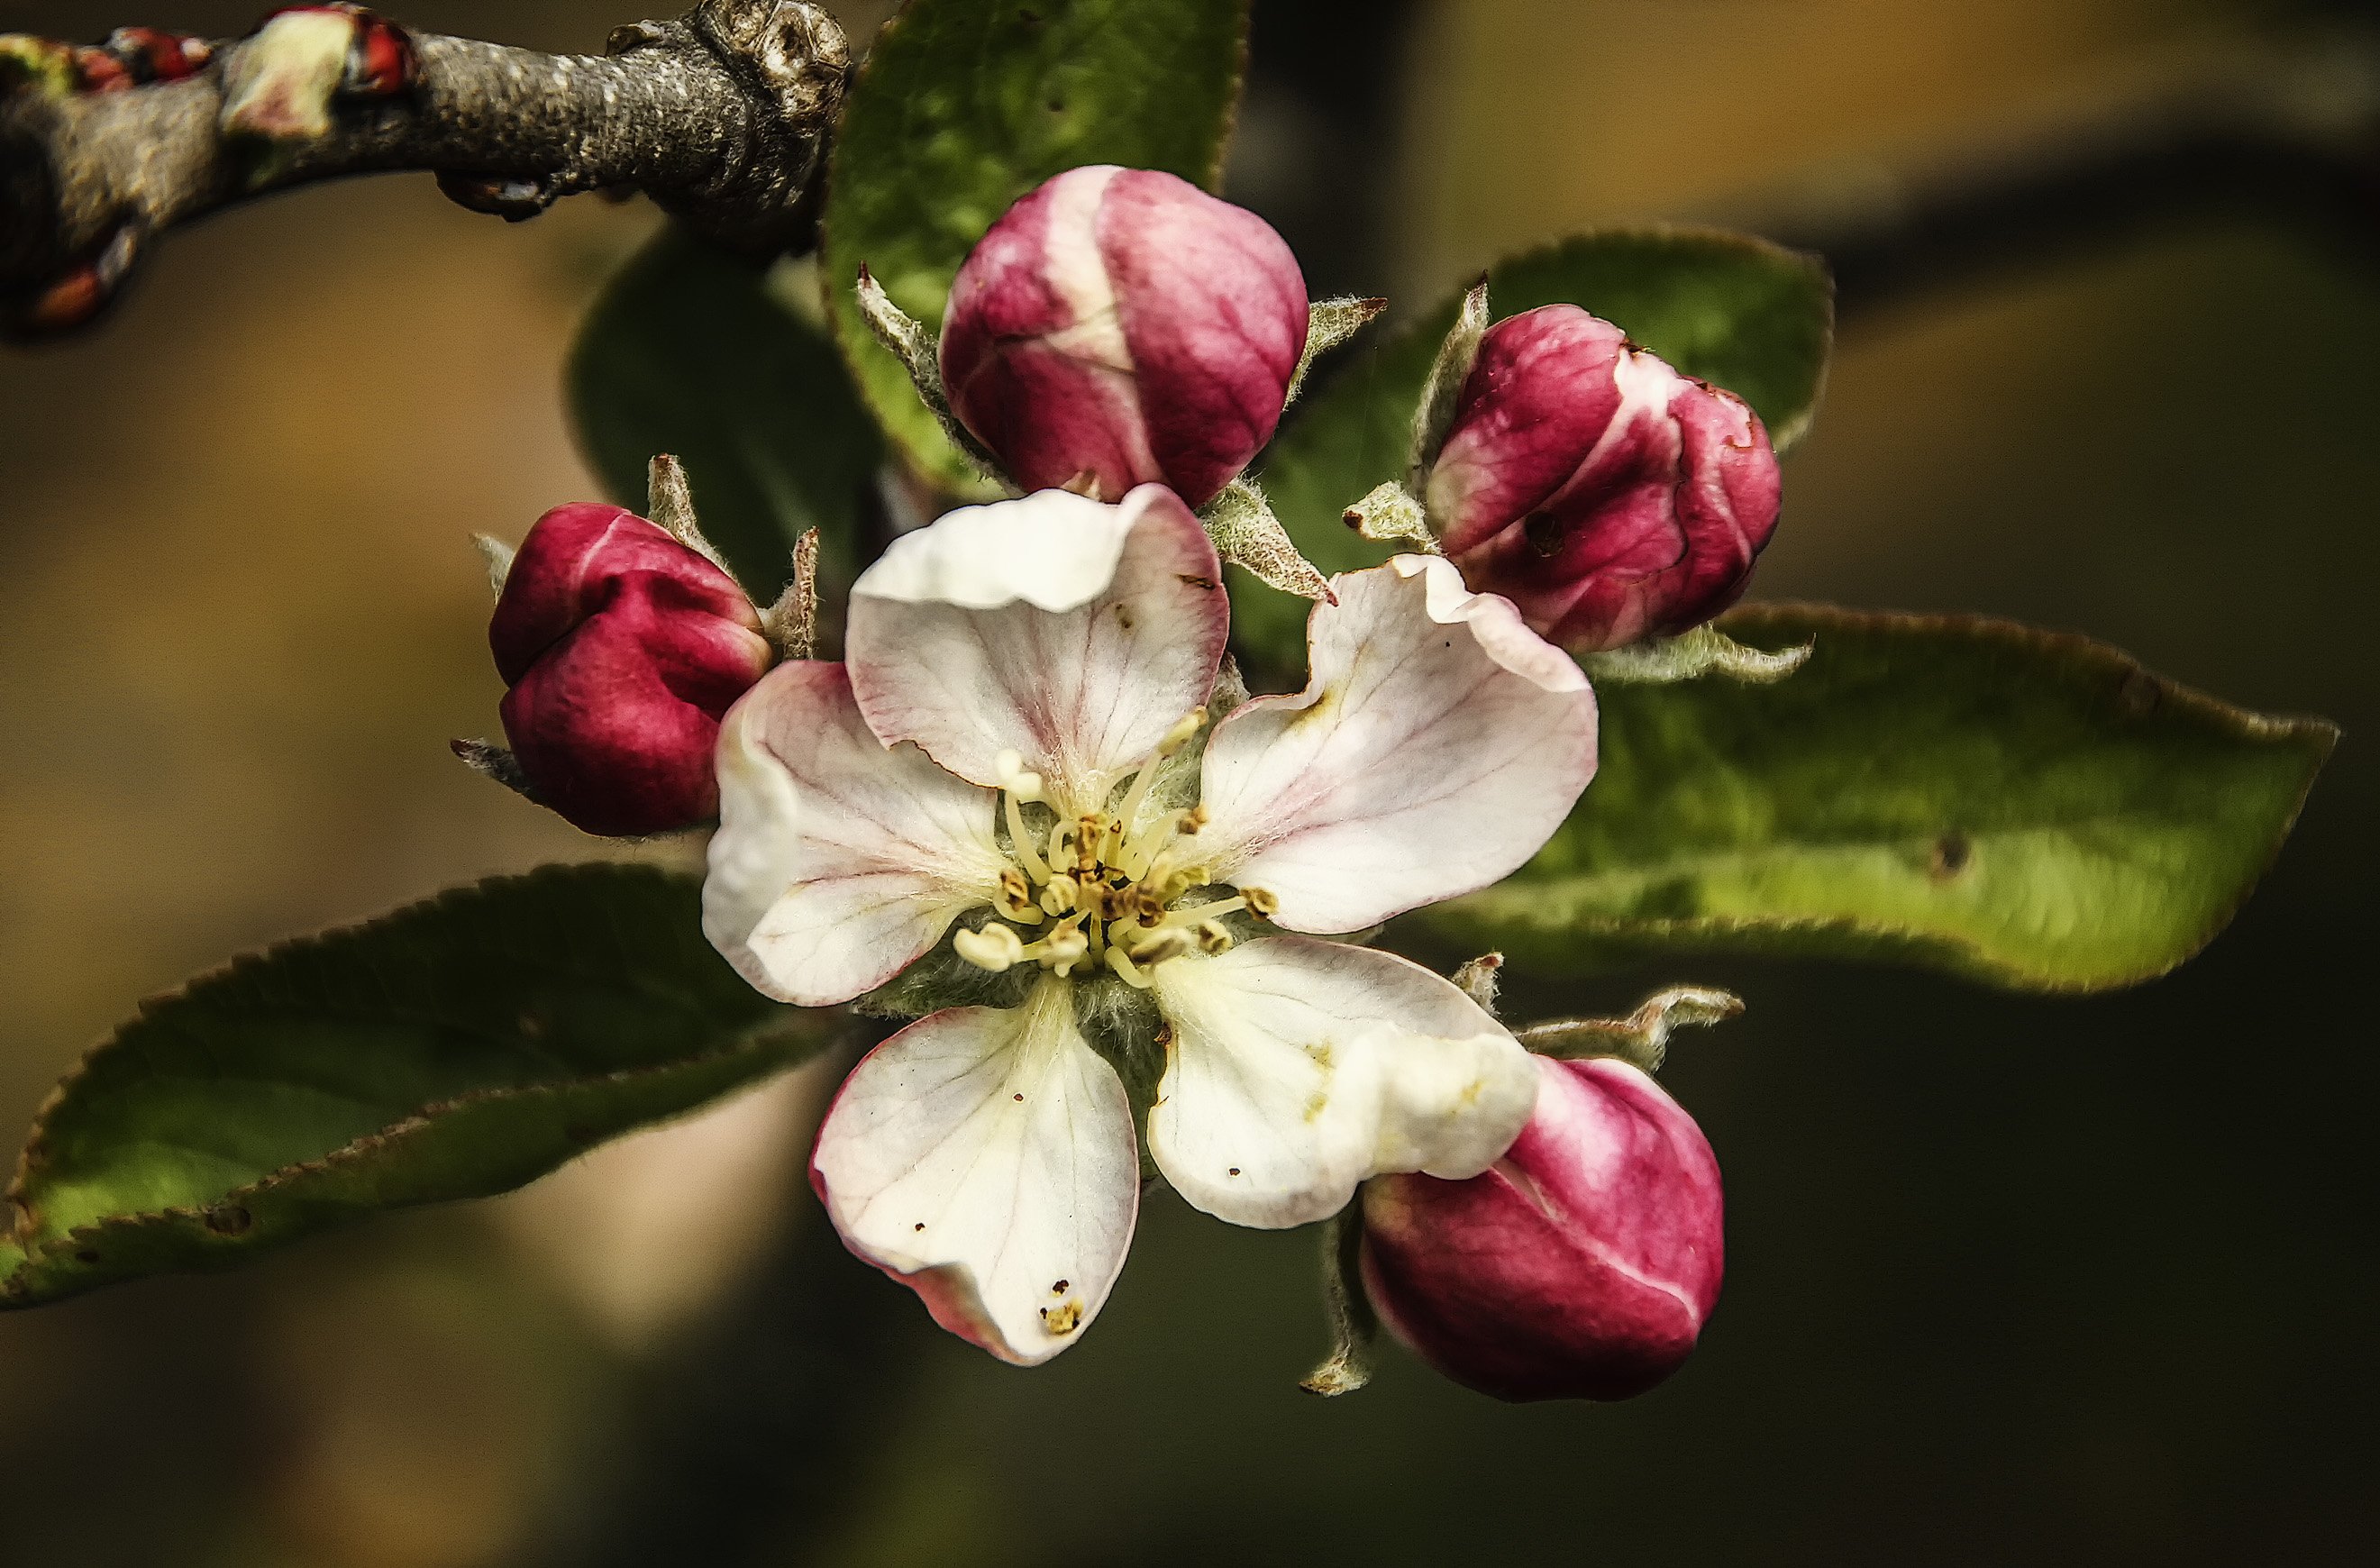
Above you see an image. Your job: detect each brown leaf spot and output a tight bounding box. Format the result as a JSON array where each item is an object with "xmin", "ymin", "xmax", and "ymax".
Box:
[
  {"xmin": 1930, "ymin": 832, "xmax": 1974, "ymax": 882},
  {"xmin": 204, "ymin": 1204, "xmax": 254, "ymax": 1236}
]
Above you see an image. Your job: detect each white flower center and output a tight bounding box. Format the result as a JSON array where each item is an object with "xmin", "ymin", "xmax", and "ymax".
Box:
[{"xmin": 952, "ymin": 705, "xmax": 1275, "ymax": 989}]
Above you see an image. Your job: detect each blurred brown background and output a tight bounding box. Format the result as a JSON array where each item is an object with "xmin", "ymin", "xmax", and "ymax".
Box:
[{"xmin": 2, "ymin": 1, "xmax": 2373, "ymax": 1563}]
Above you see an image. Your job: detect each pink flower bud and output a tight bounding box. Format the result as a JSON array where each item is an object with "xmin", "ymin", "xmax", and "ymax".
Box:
[
  {"xmin": 939, "ymin": 165, "xmax": 1309, "ymax": 509},
  {"xmin": 489, "ymin": 504, "xmax": 771, "ymax": 837},
  {"xmin": 1360, "ymin": 1053, "xmax": 1724, "ymax": 1402},
  {"xmin": 1427, "ymin": 305, "xmax": 1782, "ymax": 652}
]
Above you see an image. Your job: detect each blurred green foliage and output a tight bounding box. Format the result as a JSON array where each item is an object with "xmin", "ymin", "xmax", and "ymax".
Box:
[{"xmin": 2, "ymin": 867, "xmax": 833, "ymax": 1308}]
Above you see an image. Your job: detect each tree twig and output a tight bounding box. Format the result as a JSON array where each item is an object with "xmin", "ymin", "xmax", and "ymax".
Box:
[{"xmin": 0, "ymin": 1, "xmax": 849, "ymax": 341}]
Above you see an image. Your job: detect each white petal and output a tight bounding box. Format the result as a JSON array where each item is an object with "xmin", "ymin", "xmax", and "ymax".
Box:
[
  {"xmin": 1147, "ymin": 938, "xmax": 1538, "ymax": 1230},
  {"xmin": 846, "ymin": 485, "xmax": 1229, "ymax": 816},
  {"xmin": 703, "ymin": 661, "xmax": 1009, "ymax": 1007},
  {"xmin": 1196, "ymin": 554, "xmax": 1597, "ymax": 933},
  {"xmin": 811, "ymin": 983, "xmax": 1139, "ymax": 1365}
]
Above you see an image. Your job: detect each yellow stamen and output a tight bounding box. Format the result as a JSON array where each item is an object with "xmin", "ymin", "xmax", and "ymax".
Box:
[
  {"xmin": 1120, "ymin": 926, "xmax": 1195, "ymax": 966},
  {"xmin": 1243, "ymin": 886, "xmax": 1280, "ymax": 920},
  {"xmin": 1039, "ymin": 874, "xmax": 1080, "ymax": 916},
  {"xmin": 1004, "ymin": 790, "xmax": 1051, "ymax": 884},
  {"xmin": 1157, "ymin": 706, "xmax": 1208, "ymax": 758},
  {"xmin": 955, "ymin": 923, "xmax": 1026, "ymax": 972},
  {"xmin": 994, "ymin": 749, "xmax": 1045, "ymax": 804},
  {"xmin": 998, "ymin": 867, "xmax": 1045, "ymax": 923},
  {"xmin": 1038, "ymin": 922, "xmax": 1090, "ymax": 977},
  {"xmin": 1160, "ymin": 895, "xmax": 1245, "ymax": 929},
  {"xmin": 1195, "ymin": 920, "xmax": 1234, "ymax": 955},
  {"xmin": 1105, "ymin": 944, "xmax": 1152, "ymax": 989}
]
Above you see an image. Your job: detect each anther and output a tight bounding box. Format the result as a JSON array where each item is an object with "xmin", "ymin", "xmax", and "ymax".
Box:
[
  {"xmin": 1195, "ymin": 919, "xmax": 1234, "ymax": 955},
  {"xmin": 998, "ymin": 867, "xmax": 1044, "ymax": 922},
  {"xmin": 1105, "ymin": 944, "xmax": 1153, "ymax": 989},
  {"xmin": 1074, "ymin": 815, "xmax": 1107, "ymax": 875},
  {"xmin": 955, "ymin": 923, "xmax": 1027, "ymax": 972},
  {"xmin": 1123, "ymin": 927, "xmax": 1196, "ymax": 966},
  {"xmin": 1243, "ymin": 886, "xmax": 1280, "ymax": 919},
  {"xmin": 994, "ymin": 749, "xmax": 1045, "ymax": 804},
  {"xmin": 1178, "ymin": 804, "xmax": 1210, "ymax": 835},
  {"xmin": 1041, "ymin": 923, "xmax": 1090, "ymax": 976},
  {"xmin": 1156, "ymin": 706, "xmax": 1208, "ymax": 759},
  {"xmin": 1039, "ymin": 874, "xmax": 1080, "ymax": 916}
]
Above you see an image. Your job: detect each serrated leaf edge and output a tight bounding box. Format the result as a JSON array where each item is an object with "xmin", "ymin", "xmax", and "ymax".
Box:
[
  {"xmin": 3, "ymin": 863, "xmax": 822, "ymax": 1298},
  {"xmin": 1432, "ymin": 602, "xmax": 2337, "ymax": 995}
]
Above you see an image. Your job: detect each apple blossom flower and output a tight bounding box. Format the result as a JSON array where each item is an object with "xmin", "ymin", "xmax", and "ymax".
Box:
[
  {"xmin": 1360, "ymin": 1053, "xmax": 1725, "ymax": 1401},
  {"xmin": 703, "ymin": 484, "xmax": 1599, "ymax": 1363},
  {"xmin": 938, "ymin": 166, "xmax": 1309, "ymax": 508},
  {"xmin": 1426, "ymin": 304, "xmax": 1782, "ymax": 652},
  {"xmin": 490, "ymin": 502, "xmax": 773, "ymax": 837}
]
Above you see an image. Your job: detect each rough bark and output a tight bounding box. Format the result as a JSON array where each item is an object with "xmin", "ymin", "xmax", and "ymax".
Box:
[{"xmin": 0, "ymin": 1, "xmax": 848, "ymax": 340}]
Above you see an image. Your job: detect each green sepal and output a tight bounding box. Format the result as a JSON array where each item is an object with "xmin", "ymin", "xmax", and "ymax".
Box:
[{"xmin": 1516, "ymin": 987, "xmax": 1745, "ymax": 1074}]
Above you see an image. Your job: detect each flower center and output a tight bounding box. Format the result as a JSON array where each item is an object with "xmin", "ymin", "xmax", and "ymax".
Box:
[{"xmin": 953, "ymin": 706, "xmax": 1274, "ymax": 989}]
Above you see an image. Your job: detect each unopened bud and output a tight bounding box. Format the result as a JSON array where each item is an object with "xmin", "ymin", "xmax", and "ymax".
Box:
[
  {"xmin": 939, "ymin": 166, "xmax": 1309, "ymax": 508},
  {"xmin": 1359, "ymin": 1054, "xmax": 1723, "ymax": 1402},
  {"xmin": 488, "ymin": 502, "xmax": 771, "ymax": 836},
  {"xmin": 1426, "ymin": 305, "xmax": 1781, "ymax": 652}
]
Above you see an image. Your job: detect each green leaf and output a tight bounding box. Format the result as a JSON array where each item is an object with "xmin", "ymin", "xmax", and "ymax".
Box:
[
  {"xmin": 1, "ymin": 865, "xmax": 835, "ymax": 1309},
  {"xmin": 1416, "ymin": 606, "xmax": 2336, "ymax": 993},
  {"xmin": 568, "ymin": 224, "xmax": 885, "ymax": 601},
  {"xmin": 819, "ymin": 0, "xmax": 1251, "ymax": 491},
  {"xmin": 1241, "ymin": 228, "xmax": 1835, "ymax": 666}
]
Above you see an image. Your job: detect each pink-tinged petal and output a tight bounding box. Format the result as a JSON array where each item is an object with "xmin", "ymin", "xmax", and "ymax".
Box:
[
  {"xmin": 940, "ymin": 166, "xmax": 1306, "ymax": 508},
  {"xmin": 1427, "ymin": 307, "xmax": 1628, "ymax": 560},
  {"xmin": 846, "ymin": 486, "xmax": 1229, "ymax": 816},
  {"xmin": 811, "ymin": 982, "xmax": 1139, "ymax": 1365},
  {"xmin": 1362, "ymin": 1054, "xmax": 1725, "ymax": 1402},
  {"xmin": 1146, "ymin": 939, "xmax": 1538, "ymax": 1230},
  {"xmin": 491, "ymin": 503, "xmax": 770, "ymax": 836},
  {"xmin": 489, "ymin": 503, "xmax": 757, "ymax": 683},
  {"xmin": 1100, "ymin": 169, "xmax": 1308, "ymax": 508},
  {"xmin": 1195, "ymin": 555, "xmax": 1597, "ymax": 933},
  {"xmin": 702, "ymin": 661, "xmax": 1008, "ymax": 1007},
  {"xmin": 1427, "ymin": 305, "xmax": 1782, "ymax": 653},
  {"xmin": 940, "ymin": 166, "xmax": 1163, "ymax": 501}
]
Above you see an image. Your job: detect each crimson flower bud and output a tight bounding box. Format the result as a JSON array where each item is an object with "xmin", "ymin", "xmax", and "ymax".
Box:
[
  {"xmin": 105, "ymin": 28, "xmax": 214, "ymax": 85},
  {"xmin": 1426, "ymin": 305, "xmax": 1782, "ymax": 652},
  {"xmin": 489, "ymin": 504, "xmax": 771, "ymax": 837},
  {"xmin": 939, "ymin": 165, "xmax": 1309, "ymax": 509},
  {"xmin": 1360, "ymin": 1053, "xmax": 1724, "ymax": 1402}
]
